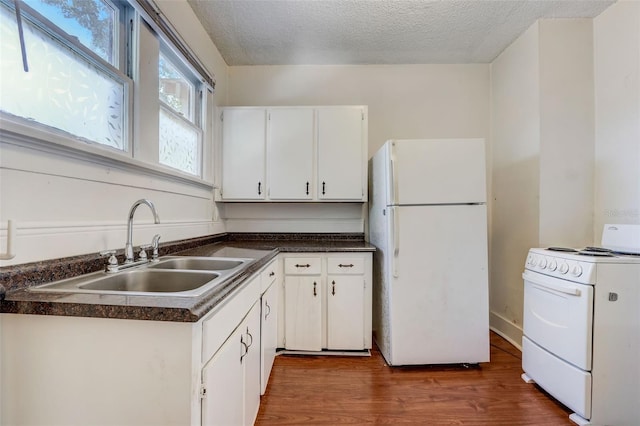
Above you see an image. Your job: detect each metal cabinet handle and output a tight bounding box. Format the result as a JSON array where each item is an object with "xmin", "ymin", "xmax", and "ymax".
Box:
[
  {"xmin": 331, "ymin": 280, "xmax": 335, "ymax": 296},
  {"xmin": 258, "ymin": 182, "xmax": 262, "ymax": 195},
  {"xmin": 295, "ymin": 263, "xmax": 311, "ymax": 268},
  {"xmin": 313, "ymin": 282, "xmax": 317, "ymax": 297},
  {"xmin": 306, "ymin": 182, "xmax": 309, "ymax": 195},
  {"xmin": 240, "ymin": 336, "xmax": 248, "ymax": 364},
  {"xmin": 338, "ymin": 264, "xmax": 354, "ymax": 268},
  {"xmin": 245, "ymin": 327, "xmax": 253, "ymax": 348},
  {"xmin": 265, "ymin": 300, "xmax": 271, "ymax": 320},
  {"xmin": 322, "ymin": 181, "xmax": 326, "ymax": 195},
  {"xmin": 269, "ymin": 271, "xmax": 275, "ymax": 277}
]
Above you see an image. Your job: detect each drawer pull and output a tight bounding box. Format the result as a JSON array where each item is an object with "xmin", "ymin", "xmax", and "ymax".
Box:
[
  {"xmin": 338, "ymin": 263, "xmax": 354, "ymax": 268},
  {"xmin": 332, "ymin": 280, "xmax": 336, "ymax": 295},
  {"xmin": 295, "ymin": 263, "xmax": 311, "ymax": 268},
  {"xmin": 313, "ymin": 282, "xmax": 317, "ymax": 297},
  {"xmin": 269, "ymin": 271, "xmax": 275, "ymax": 277}
]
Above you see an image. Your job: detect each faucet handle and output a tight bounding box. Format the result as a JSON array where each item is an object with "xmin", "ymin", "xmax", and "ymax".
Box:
[
  {"xmin": 138, "ymin": 244, "xmax": 151, "ymax": 260},
  {"xmin": 99, "ymin": 250, "xmax": 119, "ymax": 271},
  {"xmin": 151, "ymin": 234, "xmax": 161, "ymax": 261}
]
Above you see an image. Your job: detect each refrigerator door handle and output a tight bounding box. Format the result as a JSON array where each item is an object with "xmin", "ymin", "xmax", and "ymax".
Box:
[
  {"xmin": 390, "ymin": 143, "xmax": 398, "ymax": 205},
  {"xmin": 391, "ymin": 206, "xmax": 399, "ymax": 277}
]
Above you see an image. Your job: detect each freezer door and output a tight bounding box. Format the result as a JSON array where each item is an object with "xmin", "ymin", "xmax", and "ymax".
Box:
[
  {"xmin": 387, "ymin": 204, "xmax": 489, "ymax": 365},
  {"xmin": 390, "ymin": 139, "xmax": 486, "ymax": 205}
]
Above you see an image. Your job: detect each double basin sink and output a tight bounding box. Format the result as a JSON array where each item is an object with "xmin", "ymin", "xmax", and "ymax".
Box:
[{"xmin": 30, "ymin": 256, "xmax": 254, "ymax": 297}]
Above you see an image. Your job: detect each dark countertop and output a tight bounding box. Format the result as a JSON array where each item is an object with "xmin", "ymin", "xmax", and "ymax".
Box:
[{"xmin": 0, "ymin": 235, "xmax": 375, "ymax": 322}]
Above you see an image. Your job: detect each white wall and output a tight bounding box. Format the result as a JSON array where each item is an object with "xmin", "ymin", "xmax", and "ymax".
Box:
[
  {"xmin": 0, "ymin": 0, "xmax": 230, "ymax": 266},
  {"xmin": 538, "ymin": 20, "xmax": 595, "ymax": 247},
  {"xmin": 490, "ymin": 23, "xmax": 541, "ymax": 346},
  {"xmin": 228, "ymin": 64, "xmax": 490, "ymax": 155},
  {"xmin": 490, "ymin": 19, "xmax": 595, "ymax": 347},
  {"xmin": 224, "ymin": 64, "xmax": 490, "ymax": 233},
  {"xmin": 594, "ymin": 1, "xmax": 640, "ymax": 233}
]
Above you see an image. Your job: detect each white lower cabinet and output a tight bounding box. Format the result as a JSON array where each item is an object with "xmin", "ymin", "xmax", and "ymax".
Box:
[
  {"xmin": 327, "ymin": 275, "xmax": 365, "ymax": 350},
  {"xmin": 201, "ymin": 300, "xmax": 261, "ymax": 426},
  {"xmin": 201, "ymin": 320, "xmax": 246, "ymax": 426},
  {"xmin": 285, "ymin": 275, "xmax": 323, "ymax": 351},
  {"xmin": 282, "ymin": 253, "xmax": 372, "ymax": 351},
  {"xmin": 260, "ymin": 281, "xmax": 279, "ymax": 394},
  {"xmin": 243, "ymin": 302, "xmax": 262, "ymax": 425},
  {"xmin": 326, "ymin": 257, "xmax": 367, "ymax": 350}
]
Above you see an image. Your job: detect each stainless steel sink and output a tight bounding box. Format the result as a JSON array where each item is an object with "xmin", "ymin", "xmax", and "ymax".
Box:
[
  {"xmin": 78, "ymin": 270, "xmax": 219, "ymax": 293},
  {"xmin": 30, "ymin": 256, "xmax": 255, "ymax": 297},
  {"xmin": 148, "ymin": 256, "xmax": 247, "ymax": 271}
]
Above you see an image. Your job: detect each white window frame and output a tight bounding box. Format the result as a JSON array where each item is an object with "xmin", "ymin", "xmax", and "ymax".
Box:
[
  {"xmin": 0, "ymin": 0, "xmax": 214, "ymax": 188},
  {"xmin": 157, "ymin": 46, "xmax": 205, "ymax": 177}
]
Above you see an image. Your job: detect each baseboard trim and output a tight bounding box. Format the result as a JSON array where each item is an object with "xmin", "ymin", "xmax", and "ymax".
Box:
[{"xmin": 490, "ymin": 311, "xmax": 523, "ymax": 351}]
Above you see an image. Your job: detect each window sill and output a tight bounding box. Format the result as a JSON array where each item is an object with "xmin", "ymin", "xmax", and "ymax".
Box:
[{"xmin": 0, "ymin": 115, "xmax": 214, "ymax": 190}]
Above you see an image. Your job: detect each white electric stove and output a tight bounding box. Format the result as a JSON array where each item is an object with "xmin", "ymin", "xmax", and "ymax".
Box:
[{"xmin": 521, "ymin": 225, "xmax": 640, "ymax": 426}]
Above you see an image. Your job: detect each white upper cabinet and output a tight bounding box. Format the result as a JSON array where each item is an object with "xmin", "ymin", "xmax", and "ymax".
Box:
[
  {"xmin": 220, "ymin": 106, "xmax": 367, "ymax": 202},
  {"xmin": 221, "ymin": 108, "xmax": 266, "ymax": 200},
  {"xmin": 268, "ymin": 108, "xmax": 314, "ymax": 200},
  {"xmin": 317, "ymin": 107, "xmax": 367, "ymax": 201}
]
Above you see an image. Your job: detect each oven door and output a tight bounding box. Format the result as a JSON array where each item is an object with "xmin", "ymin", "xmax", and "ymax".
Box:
[{"xmin": 522, "ymin": 269, "xmax": 593, "ymax": 370}]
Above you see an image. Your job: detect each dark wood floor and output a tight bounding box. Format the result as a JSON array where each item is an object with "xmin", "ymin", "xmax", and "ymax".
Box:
[{"xmin": 256, "ymin": 332, "xmax": 573, "ymax": 425}]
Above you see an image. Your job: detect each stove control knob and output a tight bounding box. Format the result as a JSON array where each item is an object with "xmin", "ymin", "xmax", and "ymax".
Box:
[
  {"xmin": 548, "ymin": 260, "xmax": 558, "ymax": 271},
  {"xmin": 538, "ymin": 258, "xmax": 547, "ymax": 269},
  {"xmin": 571, "ymin": 265, "xmax": 583, "ymax": 277},
  {"xmin": 559, "ymin": 263, "xmax": 569, "ymax": 274}
]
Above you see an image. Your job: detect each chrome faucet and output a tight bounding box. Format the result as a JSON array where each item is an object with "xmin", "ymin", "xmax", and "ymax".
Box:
[{"xmin": 125, "ymin": 199, "xmax": 160, "ymax": 263}]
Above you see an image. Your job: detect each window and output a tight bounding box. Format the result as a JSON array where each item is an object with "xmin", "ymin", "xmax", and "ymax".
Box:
[
  {"xmin": 158, "ymin": 51, "xmax": 203, "ymax": 176},
  {"xmin": 0, "ymin": 0, "xmax": 214, "ymax": 182},
  {"xmin": 0, "ymin": 0, "xmax": 130, "ymax": 150}
]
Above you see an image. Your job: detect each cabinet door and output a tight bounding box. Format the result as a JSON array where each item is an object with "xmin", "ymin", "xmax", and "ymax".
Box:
[
  {"xmin": 284, "ymin": 276, "xmax": 322, "ymax": 351},
  {"xmin": 244, "ymin": 303, "xmax": 261, "ymax": 426},
  {"xmin": 221, "ymin": 108, "xmax": 266, "ymax": 200},
  {"xmin": 201, "ymin": 326, "xmax": 244, "ymax": 426},
  {"xmin": 268, "ymin": 108, "xmax": 314, "ymax": 200},
  {"xmin": 326, "ymin": 275, "xmax": 365, "ymax": 350},
  {"xmin": 261, "ymin": 283, "xmax": 279, "ymax": 395},
  {"xmin": 317, "ymin": 107, "xmax": 365, "ymax": 200}
]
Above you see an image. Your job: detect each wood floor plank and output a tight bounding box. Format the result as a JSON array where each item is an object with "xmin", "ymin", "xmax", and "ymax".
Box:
[{"xmin": 256, "ymin": 332, "xmax": 573, "ymax": 425}]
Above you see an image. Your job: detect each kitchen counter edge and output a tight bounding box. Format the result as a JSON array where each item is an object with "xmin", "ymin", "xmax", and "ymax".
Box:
[{"xmin": 0, "ymin": 240, "xmax": 376, "ymax": 323}]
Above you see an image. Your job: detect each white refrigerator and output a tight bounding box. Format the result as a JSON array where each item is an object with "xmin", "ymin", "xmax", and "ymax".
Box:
[{"xmin": 369, "ymin": 139, "xmax": 489, "ymax": 366}]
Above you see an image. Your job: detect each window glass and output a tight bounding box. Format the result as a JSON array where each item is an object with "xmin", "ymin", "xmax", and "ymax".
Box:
[
  {"xmin": 0, "ymin": 3, "xmax": 126, "ymax": 149},
  {"xmin": 159, "ymin": 106, "xmax": 200, "ymax": 175},
  {"xmin": 23, "ymin": 0, "xmax": 117, "ymax": 65},
  {"xmin": 159, "ymin": 53, "xmax": 193, "ymax": 119},
  {"xmin": 158, "ymin": 50, "xmax": 202, "ymax": 176}
]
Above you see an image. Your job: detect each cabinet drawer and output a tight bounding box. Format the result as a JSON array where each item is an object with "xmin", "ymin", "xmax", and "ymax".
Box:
[
  {"xmin": 202, "ymin": 276, "xmax": 261, "ymax": 363},
  {"xmin": 327, "ymin": 257, "xmax": 364, "ymax": 275},
  {"xmin": 284, "ymin": 257, "xmax": 321, "ymax": 275},
  {"xmin": 261, "ymin": 259, "xmax": 279, "ymax": 293}
]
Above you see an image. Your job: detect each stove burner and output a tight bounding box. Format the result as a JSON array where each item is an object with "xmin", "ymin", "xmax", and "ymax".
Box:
[
  {"xmin": 612, "ymin": 251, "xmax": 640, "ymax": 257},
  {"xmin": 547, "ymin": 247, "xmax": 579, "ymax": 252},
  {"xmin": 584, "ymin": 246, "xmax": 613, "ymax": 253},
  {"xmin": 578, "ymin": 250, "xmax": 615, "ymax": 257}
]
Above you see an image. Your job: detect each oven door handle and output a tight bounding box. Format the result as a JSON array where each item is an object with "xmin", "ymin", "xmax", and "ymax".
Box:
[{"xmin": 522, "ymin": 272, "xmax": 582, "ymax": 296}]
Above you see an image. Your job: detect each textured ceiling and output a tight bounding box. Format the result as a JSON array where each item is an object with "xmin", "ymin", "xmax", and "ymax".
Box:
[{"xmin": 186, "ymin": 0, "xmax": 614, "ymax": 65}]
